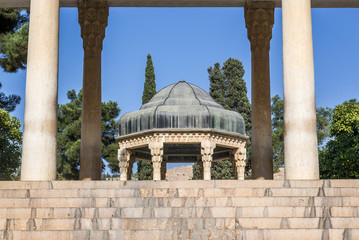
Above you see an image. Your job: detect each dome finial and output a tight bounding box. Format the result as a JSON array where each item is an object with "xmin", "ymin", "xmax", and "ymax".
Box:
[{"xmin": 179, "ymin": 80, "xmax": 185, "ymax": 83}]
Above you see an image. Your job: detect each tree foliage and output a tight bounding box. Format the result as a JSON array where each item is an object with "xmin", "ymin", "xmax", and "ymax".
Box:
[
  {"xmin": 320, "ymin": 99, "xmax": 359, "ymax": 179},
  {"xmin": 0, "ymin": 8, "xmax": 29, "ymax": 72},
  {"xmin": 271, "ymin": 95, "xmax": 284, "ymax": 172},
  {"xmin": 0, "ymin": 82, "xmax": 20, "ymax": 112},
  {"xmin": 57, "ymin": 89, "xmax": 120, "ymax": 180},
  {"xmin": 194, "ymin": 58, "xmax": 251, "ymax": 180},
  {"xmin": 0, "ymin": 108, "xmax": 22, "ymax": 180},
  {"xmin": 137, "ymin": 54, "xmax": 157, "ymax": 180}
]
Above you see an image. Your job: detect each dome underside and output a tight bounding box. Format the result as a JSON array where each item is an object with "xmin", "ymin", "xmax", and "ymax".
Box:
[{"xmin": 119, "ymin": 81, "xmax": 245, "ymax": 136}]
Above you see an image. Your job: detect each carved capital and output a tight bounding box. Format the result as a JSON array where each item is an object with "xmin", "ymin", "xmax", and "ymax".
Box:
[
  {"xmin": 149, "ymin": 141, "xmax": 164, "ymax": 169},
  {"xmin": 78, "ymin": 0, "xmax": 109, "ymax": 57},
  {"xmin": 201, "ymin": 141, "xmax": 216, "ymax": 166},
  {"xmin": 118, "ymin": 148, "xmax": 132, "ymax": 180},
  {"xmin": 245, "ymin": 1, "xmax": 274, "ymax": 58},
  {"xmin": 232, "ymin": 145, "xmax": 246, "ymax": 180}
]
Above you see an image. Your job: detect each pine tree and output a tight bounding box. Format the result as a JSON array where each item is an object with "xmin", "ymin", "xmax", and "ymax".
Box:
[
  {"xmin": 57, "ymin": 89, "xmax": 120, "ymax": 180},
  {"xmin": 0, "ymin": 8, "xmax": 29, "ymax": 72},
  {"xmin": 138, "ymin": 54, "xmax": 157, "ymax": 180}
]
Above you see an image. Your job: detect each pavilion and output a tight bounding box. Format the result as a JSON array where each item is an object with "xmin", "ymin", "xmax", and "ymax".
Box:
[
  {"xmin": 0, "ymin": 0, "xmax": 357, "ymax": 181},
  {"xmin": 116, "ymin": 80, "xmax": 248, "ymax": 181}
]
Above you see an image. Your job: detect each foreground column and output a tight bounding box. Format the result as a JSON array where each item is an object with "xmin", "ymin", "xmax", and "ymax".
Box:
[
  {"xmin": 21, "ymin": 0, "xmax": 59, "ymax": 181},
  {"xmin": 201, "ymin": 141, "xmax": 216, "ymax": 180},
  {"xmin": 149, "ymin": 142, "xmax": 164, "ymax": 180},
  {"xmin": 78, "ymin": 0, "xmax": 109, "ymax": 180},
  {"xmin": 282, "ymin": 0, "xmax": 319, "ymax": 180},
  {"xmin": 245, "ymin": 1, "xmax": 275, "ymax": 179}
]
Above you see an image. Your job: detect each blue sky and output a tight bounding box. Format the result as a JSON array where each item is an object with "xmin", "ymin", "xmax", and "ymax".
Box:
[{"xmin": 1, "ymin": 7, "xmax": 358, "ymax": 170}]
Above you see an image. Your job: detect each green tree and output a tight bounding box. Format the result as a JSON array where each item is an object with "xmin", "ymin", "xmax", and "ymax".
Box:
[
  {"xmin": 271, "ymin": 95, "xmax": 333, "ymax": 172},
  {"xmin": 208, "ymin": 62, "xmax": 225, "ymax": 107},
  {"xmin": 57, "ymin": 89, "xmax": 120, "ymax": 180},
  {"xmin": 142, "ymin": 54, "xmax": 156, "ymax": 104},
  {"xmin": 0, "ymin": 8, "xmax": 29, "ymax": 72},
  {"xmin": 194, "ymin": 58, "xmax": 251, "ymax": 180},
  {"xmin": 137, "ymin": 54, "xmax": 157, "ymax": 180},
  {"xmin": 320, "ymin": 99, "xmax": 359, "ymax": 179},
  {"xmin": 271, "ymin": 95, "xmax": 284, "ymax": 172},
  {"xmin": 0, "ymin": 83, "xmax": 20, "ymax": 112},
  {"xmin": 0, "ymin": 108, "xmax": 22, "ymax": 180}
]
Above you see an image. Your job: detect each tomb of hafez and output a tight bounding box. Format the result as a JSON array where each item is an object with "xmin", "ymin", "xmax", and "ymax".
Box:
[{"xmin": 1, "ymin": 0, "xmax": 359, "ymax": 239}]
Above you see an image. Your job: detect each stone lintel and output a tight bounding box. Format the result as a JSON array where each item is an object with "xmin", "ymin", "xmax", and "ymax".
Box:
[
  {"xmin": 117, "ymin": 131, "xmax": 247, "ymax": 150},
  {"xmin": 1, "ymin": 0, "xmax": 359, "ymax": 8}
]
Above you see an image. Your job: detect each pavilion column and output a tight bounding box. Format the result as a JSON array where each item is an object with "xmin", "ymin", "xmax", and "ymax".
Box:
[
  {"xmin": 201, "ymin": 141, "xmax": 216, "ymax": 180},
  {"xmin": 231, "ymin": 142, "xmax": 247, "ymax": 180},
  {"xmin": 245, "ymin": 1, "xmax": 275, "ymax": 179},
  {"xmin": 149, "ymin": 142, "xmax": 164, "ymax": 181},
  {"xmin": 78, "ymin": 0, "xmax": 109, "ymax": 180},
  {"xmin": 282, "ymin": 0, "xmax": 319, "ymax": 179},
  {"xmin": 118, "ymin": 148, "xmax": 132, "ymax": 181},
  {"xmin": 21, "ymin": 0, "xmax": 59, "ymax": 181}
]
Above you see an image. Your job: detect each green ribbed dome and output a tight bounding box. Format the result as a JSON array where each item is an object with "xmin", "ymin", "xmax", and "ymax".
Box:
[{"xmin": 119, "ymin": 81, "xmax": 246, "ymax": 136}]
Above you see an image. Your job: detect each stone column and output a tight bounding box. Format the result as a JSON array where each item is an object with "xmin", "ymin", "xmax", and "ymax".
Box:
[
  {"xmin": 245, "ymin": 1, "xmax": 275, "ymax": 179},
  {"xmin": 78, "ymin": 0, "xmax": 109, "ymax": 180},
  {"xmin": 118, "ymin": 148, "xmax": 132, "ymax": 181},
  {"xmin": 201, "ymin": 141, "xmax": 216, "ymax": 180},
  {"xmin": 149, "ymin": 141, "xmax": 164, "ymax": 180},
  {"xmin": 21, "ymin": 0, "xmax": 59, "ymax": 181},
  {"xmin": 231, "ymin": 143, "xmax": 247, "ymax": 180},
  {"xmin": 282, "ymin": 0, "xmax": 319, "ymax": 179}
]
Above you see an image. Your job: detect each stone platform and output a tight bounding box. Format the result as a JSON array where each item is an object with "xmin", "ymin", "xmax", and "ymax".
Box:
[{"xmin": 0, "ymin": 180, "xmax": 359, "ymax": 239}]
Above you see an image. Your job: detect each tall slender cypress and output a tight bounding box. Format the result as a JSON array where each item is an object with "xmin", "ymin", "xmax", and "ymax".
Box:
[{"xmin": 138, "ymin": 54, "xmax": 156, "ymax": 180}]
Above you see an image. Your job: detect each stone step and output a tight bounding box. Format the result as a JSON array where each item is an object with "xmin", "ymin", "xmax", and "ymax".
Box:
[
  {"xmin": 1, "ymin": 217, "xmax": 359, "ymax": 231},
  {"xmin": 1, "ymin": 207, "xmax": 358, "ymax": 219},
  {"xmin": 1, "ymin": 187, "xmax": 359, "ymax": 198},
  {"xmin": 0, "ymin": 196, "xmax": 358, "ymax": 208},
  {"xmin": 0, "ymin": 180, "xmax": 358, "ymax": 190},
  {"xmin": 1, "ymin": 229, "xmax": 359, "ymax": 240}
]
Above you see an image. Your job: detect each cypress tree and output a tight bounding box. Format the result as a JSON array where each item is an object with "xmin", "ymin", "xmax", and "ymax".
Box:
[
  {"xmin": 142, "ymin": 54, "xmax": 156, "ymax": 104},
  {"xmin": 208, "ymin": 62, "xmax": 226, "ymax": 107},
  {"xmin": 138, "ymin": 54, "xmax": 156, "ymax": 180}
]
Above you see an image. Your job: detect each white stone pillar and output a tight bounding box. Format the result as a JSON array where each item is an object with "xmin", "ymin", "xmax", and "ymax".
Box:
[
  {"xmin": 78, "ymin": 0, "xmax": 109, "ymax": 180},
  {"xmin": 282, "ymin": 0, "xmax": 319, "ymax": 179},
  {"xmin": 201, "ymin": 141, "xmax": 216, "ymax": 180},
  {"xmin": 21, "ymin": 0, "xmax": 59, "ymax": 181},
  {"xmin": 149, "ymin": 141, "xmax": 163, "ymax": 181},
  {"xmin": 245, "ymin": 1, "xmax": 275, "ymax": 180}
]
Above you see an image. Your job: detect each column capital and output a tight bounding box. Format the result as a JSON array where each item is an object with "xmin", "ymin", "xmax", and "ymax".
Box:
[
  {"xmin": 149, "ymin": 141, "xmax": 164, "ymax": 180},
  {"xmin": 245, "ymin": 1, "xmax": 275, "ymax": 57},
  {"xmin": 231, "ymin": 146, "xmax": 246, "ymax": 180},
  {"xmin": 78, "ymin": 0, "xmax": 109, "ymax": 57},
  {"xmin": 118, "ymin": 148, "xmax": 132, "ymax": 180},
  {"xmin": 201, "ymin": 141, "xmax": 216, "ymax": 180}
]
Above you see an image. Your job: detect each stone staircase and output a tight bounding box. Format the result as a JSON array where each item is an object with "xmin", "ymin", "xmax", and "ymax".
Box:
[{"xmin": 0, "ymin": 180, "xmax": 359, "ymax": 240}]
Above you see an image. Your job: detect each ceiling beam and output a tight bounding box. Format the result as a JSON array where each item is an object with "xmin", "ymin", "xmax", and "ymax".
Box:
[{"xmin": 0, "ymin": 0, "xmax": 358, "ymax": 8}]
